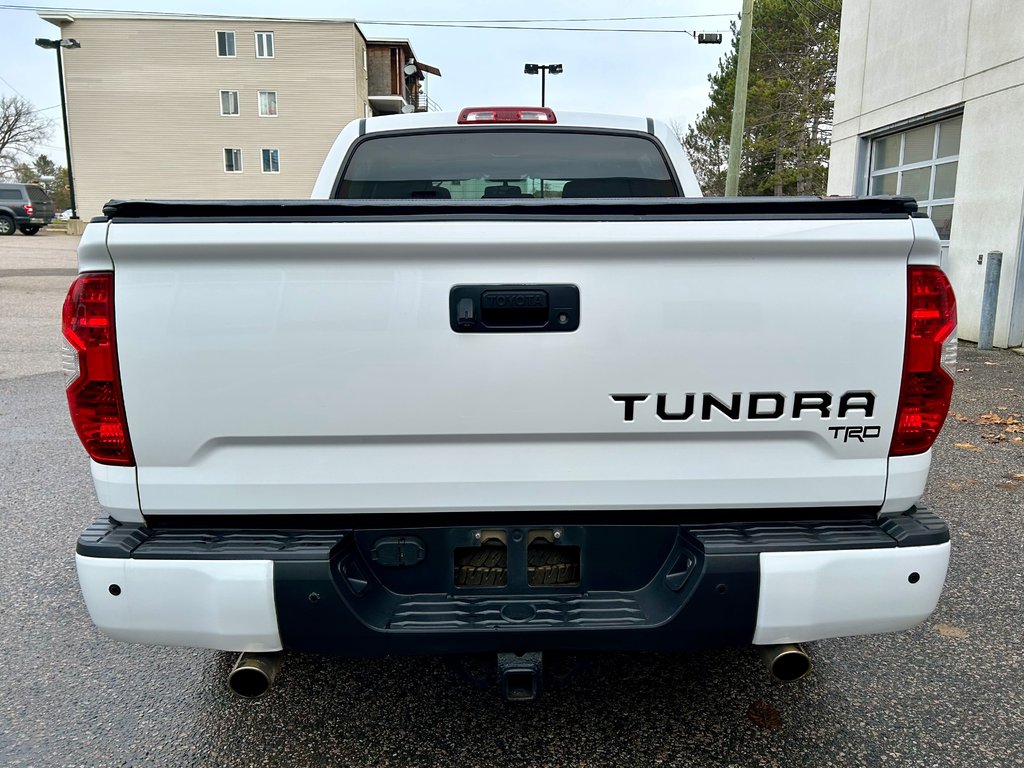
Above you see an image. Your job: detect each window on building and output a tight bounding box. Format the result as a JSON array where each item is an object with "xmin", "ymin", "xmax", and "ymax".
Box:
[
  {"xmin": 869, "ymin": 115, "xmax": 961, "ymax": 240},
  {"xmin": 255, "ymin": 31, "xmax": 275, "ymax": 58},
  {"xmin": 258, "ymin": 90, "xmax": 278, "ymax": 117},
  {"xmin": 216, "ymin": 31, "xmax": 236, "ymax": 57},
  {"xmin": 363, "ymin": 48, "xmax": 368, "ymax": 71},
  {"xmin": 261, "ymin": 148, "xmax": 280, "ymax": 173},
  {"xmin": 220, "ymin": 90, "xmax": 239, "ymax": 116},
  {"xmin": 224, "ymin": 148, "xmax": 243, "ymax": 173}
]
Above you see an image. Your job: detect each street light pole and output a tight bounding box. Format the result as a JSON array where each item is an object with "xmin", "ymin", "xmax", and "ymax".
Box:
[
  {"xmin": 54, "ymin": 45, "xmax": 78, "ymax": 219},
  {"xmin": 524, "ymin": 63, "xmax": 563, "ymax": 107},
  {"xmin": 35, "ymin": 37, "xmax": 80, "ymax": 219}
]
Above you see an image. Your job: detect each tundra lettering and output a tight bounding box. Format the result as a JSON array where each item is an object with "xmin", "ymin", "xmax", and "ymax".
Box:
[
  {"xmin": 656, "ymin": 392, "xmax": 694, "ymax": 420},
  {"xmin": 838, "ymin": 390, "xmax": 875, "ymax": 417},
  {"xmin": 612, "ymin": 391, "xmax": 878, "ymax": 422},
  {"xmin": 748, "ymin": 392, "xmax": 786, "ymax": 420},
  {"xmin": 611, "ymin": 394, "xmax": 650, "ymax": 421},
  {"xmin": 793, "ymin": 392, "xmax": 832, "ymax": 418},
  {"xmin": 701, "ymin": 392, "xmax": 742, "ymax": 421}
]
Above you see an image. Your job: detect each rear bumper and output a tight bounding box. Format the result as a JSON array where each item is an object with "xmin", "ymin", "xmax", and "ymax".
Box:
[{"xmin": 75, "ymin": 509, "xmax": 951, "ymax": 654}]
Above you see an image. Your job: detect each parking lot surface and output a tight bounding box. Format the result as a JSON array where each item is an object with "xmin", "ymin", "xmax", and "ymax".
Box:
[{"xmin": 1, "ymin": 232, "xmax": 1022, "ymax": 767}]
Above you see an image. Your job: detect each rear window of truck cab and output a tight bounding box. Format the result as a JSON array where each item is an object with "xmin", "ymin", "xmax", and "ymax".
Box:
[{"xmin": 334, "ymin": 130, "xmax": 680, "ymax": 200}]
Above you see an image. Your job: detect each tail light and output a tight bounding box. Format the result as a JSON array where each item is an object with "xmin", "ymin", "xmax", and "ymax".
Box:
[
  {"xmin": 458, "ymin": 107, "xmax": 557, "ymax": 124},
  {"xmin": 24, "ymin": 203, "xmax": 34, "ymax": 216},
  {"xmin": 890, "ymin": 266, "xmax": 957, "ymax": 456},
  {"xmin": 61, "ymin": 272, "xmax": 134, "ymax": 465}
]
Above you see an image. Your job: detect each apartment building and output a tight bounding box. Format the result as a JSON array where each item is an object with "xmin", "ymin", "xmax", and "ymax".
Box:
[
  {"xmin": 827, "ymin": 0, "xmax": 1024, "ymax": 348},
  {"xmin": 40, "ymin": 11, "xmax": 440, "ymax": 221}
]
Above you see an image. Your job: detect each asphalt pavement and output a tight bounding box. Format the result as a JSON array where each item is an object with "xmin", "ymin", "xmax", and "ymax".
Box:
[{"xmin": 1, "ymin": 232, "xmax": 1022, "ymax": 767}]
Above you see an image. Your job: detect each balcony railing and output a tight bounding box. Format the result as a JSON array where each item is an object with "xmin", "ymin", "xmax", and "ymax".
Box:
[{"xmin": 414, "ymin": 92, "xmax": 442, "ymax": 113}]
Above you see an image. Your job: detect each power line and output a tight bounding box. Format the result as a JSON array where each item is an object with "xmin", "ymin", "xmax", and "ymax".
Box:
[
  {"xmin": 804, "ymin": 0, "xmax": 841, "ymax": 20},
  {"xmin": 0, "ymin": 77, "xmax": 59, "ymax": 113},
  {"xmin": 362, "ymin": 13, "xmax": 737, "ymax": 23},
  {"xmin": 0, "ymin": 74, "xmax": 28, "ymax": 98},
  {"xmin": 789, "ymin": 1, "xmax": 819, "ymax": 36},
  {"xmin": 752, "ymin": 29, "xmax": 803, "ymax": 81},
  {"xmin": 14, "ymin": 102, "xmax": 61, "ymax": 114},
  {"xmin": 0, "ymin": 4, "xmax": 732, "ymax": 33},
  {"xmin": 792, "ymin": 0, "xmax": 833, "ymax": 31},
  {"xmin": 0, "ymin": 4, "xmax": 735, "ymax": 23},
  {"xmin": 351, "ymin": 22, "xmax": 720, "ymax": 34},
  {"xmin": 0, "ymin": 3, "xmax": 314, "ymax": 17}
]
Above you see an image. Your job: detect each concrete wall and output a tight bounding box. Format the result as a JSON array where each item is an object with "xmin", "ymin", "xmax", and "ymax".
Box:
[
  {"xmin": 48, "ymin": 16, "xmax": 366, "ymax": 220},
  {"xmin": 828, "ymin": 0, "xmax": 1024, "ymax": 348}
]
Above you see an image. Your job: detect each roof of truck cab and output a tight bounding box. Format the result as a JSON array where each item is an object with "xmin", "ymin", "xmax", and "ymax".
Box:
[
  {"xmin": 309, "ymin": 108, "xmax": 702, "ymax": 198},
  {"xmin": 363, "ymin": 110, "xmax": 651, "ymax": 134}
]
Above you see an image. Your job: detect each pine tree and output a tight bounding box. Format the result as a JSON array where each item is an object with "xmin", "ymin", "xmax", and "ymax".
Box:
[
  {"xmin": 14, "ymin": 154, "xmax": 71, "ymax": 210},
  {"xmin": 684, "ymin": 0, "xmax": 841, "ymax": 196}
]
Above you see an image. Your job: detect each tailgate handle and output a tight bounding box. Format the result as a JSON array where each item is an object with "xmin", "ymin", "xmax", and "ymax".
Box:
[{"xmin": 450, "ymin": 284, "xmax": 580, "ymax": 333}]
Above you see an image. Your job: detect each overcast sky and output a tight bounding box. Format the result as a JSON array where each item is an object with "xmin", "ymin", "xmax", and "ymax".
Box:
[{"xmin": 0, "ymin": 0, "xmax": 741, "ymax": 165}]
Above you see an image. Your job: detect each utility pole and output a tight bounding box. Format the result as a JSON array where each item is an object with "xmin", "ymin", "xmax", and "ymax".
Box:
[{"xmin": 725, "ymin": 0, "xmax": 754, "ymax": 196}]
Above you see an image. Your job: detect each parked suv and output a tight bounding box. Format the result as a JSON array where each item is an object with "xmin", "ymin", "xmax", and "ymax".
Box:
[{"xmin": 0, "ymin": 183, "xmax": 55, "ymax": 235}]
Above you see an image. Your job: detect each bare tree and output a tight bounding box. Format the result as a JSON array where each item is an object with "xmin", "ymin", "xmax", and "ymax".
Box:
[
  {"xmin": 668, "ymin": 119, "xmax": 686, "ymax": 146},
  {"xmin": 0, "ymin": 96, "xmax": 54, "ymax": 178}
]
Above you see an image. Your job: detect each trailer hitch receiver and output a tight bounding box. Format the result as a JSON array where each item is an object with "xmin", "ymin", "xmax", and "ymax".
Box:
[{"xmin": 497, "ymin": 651, "xmax": 543, "ymax": 702}]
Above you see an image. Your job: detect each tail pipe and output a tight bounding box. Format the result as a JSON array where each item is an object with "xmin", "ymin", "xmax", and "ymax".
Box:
[
  {"xmin": 757, "ymin": 644, "xmax": 811, "ymax": 682},
  {"xmin": 227, "ymin": 652, "xmax": 282, "ymax": 698}
]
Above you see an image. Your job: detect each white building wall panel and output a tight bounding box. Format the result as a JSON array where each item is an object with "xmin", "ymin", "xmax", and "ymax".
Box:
[{"xmin": 828, "ymin": 0, "xmax": 1024, "ymax": 347}]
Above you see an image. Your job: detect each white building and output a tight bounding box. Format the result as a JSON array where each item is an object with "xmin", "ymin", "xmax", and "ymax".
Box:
[{"xmin": 827, "ymin": 0, "xmax": 1024, "ymax": 348}]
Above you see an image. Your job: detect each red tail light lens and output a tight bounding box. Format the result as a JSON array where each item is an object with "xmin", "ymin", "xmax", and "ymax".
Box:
[
  {"xmin": 890, "ymin": 266, "xmax": 957, "ymax": 456},
  {"xmin": 24, "ymin": 203, "xmax": 34, "ymax": 216},
  {"xmin": 61, "ymin": 273, "xmax": 134, "ymax": 465}
]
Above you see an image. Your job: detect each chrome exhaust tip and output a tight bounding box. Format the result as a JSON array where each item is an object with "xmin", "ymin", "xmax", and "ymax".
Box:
[
  {"xmin": 227, "ymin": 652, "xmax": 281, "ymax": 699},
  {"xmin": 757, "ymin": 644, "xmax": 811, "ymax": 682}
]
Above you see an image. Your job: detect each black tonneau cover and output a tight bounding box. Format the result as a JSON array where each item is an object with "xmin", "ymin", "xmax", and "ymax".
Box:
[{"xmin": 101, "ymin": 196, "xmax": 919, "ymax": 223}]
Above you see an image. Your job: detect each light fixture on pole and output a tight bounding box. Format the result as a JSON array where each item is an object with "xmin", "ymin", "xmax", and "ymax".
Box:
[
  {"xmin": 695, "ymin": 31, "xmax": 724, "ymax": 44},
  {"xmin": 35, "ymin": 37, "xmax": 80, "ymax": 219},
  {"xmin": 524, "ymin": 63, "xmax": 562, "ymax": 107}
]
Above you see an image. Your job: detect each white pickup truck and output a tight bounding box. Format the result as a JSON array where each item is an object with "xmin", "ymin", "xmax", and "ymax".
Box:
[{"xmin": 65, "ymin": 107, "xmax": 957, "ymax": 700}]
